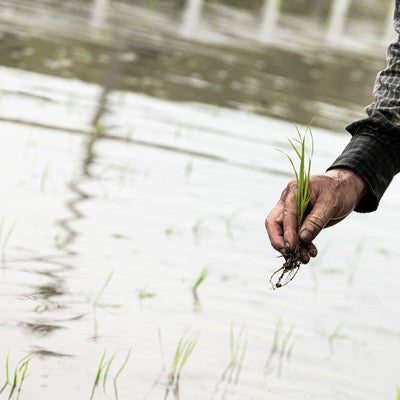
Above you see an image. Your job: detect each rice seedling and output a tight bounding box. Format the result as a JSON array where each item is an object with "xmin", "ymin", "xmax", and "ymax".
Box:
[
  {"xmin": 347, "ymin": 241, "xmax": 364, "ymax": 287},
  {"xmin": 0, "ymin": 218, "xmax": 16, "ymax": 267},
  {"xmin": 277, "ymin": 324, "xmax": 295, "ymax": 376},
  {"xmin": 230, "ymin": 325, "xmax": 247, "ymax": 383},
  {"xmin": 90, "ymin": 348, "xmax": 131, "ymax": 400},
  {"xmin": 164, "ymin": 227, "xmax": 180, "ymax": 236},
  {"xmin": 113, "ymin": 348, "xmax": 131, "ymax": 400},
  {"xmin": 328, "ymin": 324, "xmax": 348, "ymax": 353},
  {"xmin": 33, "ymin": 303, "xmax": 47, "ymax": 313},
  {"xmin": 90, "ymin": 351, "xmax": 108, "ymax": 400},
  {"xmin": 222, "ymin": 208, "xmax": 245, "ymax": 239},
  {"xmin": 265, "ymin": 319, "xmax": 282, "ymax": 370},
  {"xmin": 192, "ymin": 218, "xmax": 206, "ymax": 241},
  {"xmin": 92, "ymin": 270, "xmax": 113, "ymax": 338},
  {"xmin": 192, "ymin": 267, "xmax": 209, "ymax": 311},
  {"xmin": 185, "ymin": 158, "xmax": 193, "ymax": 177},
  {"xmin": 168, "ymin": 334, "xmax": 198, "ymax": 383},
  {"xmin": 137, "ymin": 288, "xmax": 156, "ymax": 300},
  {"xmin": 270, "ymin": 125, "xmax": 314, "ymax": 289},
  {"xmin": 192, "ymin": 267, "xmax": 209, "ymax": 294},
  {"xmin": 40, "ymin": 161, "xmax": 52, "ymax": 192},
  {"xmin": 396, "ymin": 387, "xmax": 400, "ymax": 400},
  {"xmin": 265, "ymin": 319, "xmax": 295, "ymax": 376},
  {"xmin": 164, "ymin": 331, "xmax": 198, "ymax": 400},
  {"xmin": 93, "ymin": 270, "xmax": 114, "ymax": 308},
  {"xmin": 214, "ymin": 325, "xmax": 247, "ymax": 397},
  {"xmin": 0, "ymin": 351, "xmax": 34, "ymax": 399},
  {"xmin": 143, "ymin": 328, "xmax": 166, "ymax": 400}
]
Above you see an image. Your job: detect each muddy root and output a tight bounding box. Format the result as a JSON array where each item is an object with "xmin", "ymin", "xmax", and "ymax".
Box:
[{"xmin": 269, "ymin": 250, "xmax": 302, "ymax": 289}]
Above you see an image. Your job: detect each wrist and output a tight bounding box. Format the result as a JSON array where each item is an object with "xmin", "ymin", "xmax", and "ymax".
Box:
[{"xmin": 325, "ymin": 168, "xmax": 366, "ymax": 203}]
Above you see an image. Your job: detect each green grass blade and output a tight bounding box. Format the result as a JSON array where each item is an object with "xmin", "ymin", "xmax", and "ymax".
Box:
[
  {"xmin": 192, "ymin": 268, "xmax": 209, "ymax": 293},
  {"xmin": 114, "ymin": 348, "xmax": 131, "ymax": 382},
  {"xmin": 288, "ymin": 138, "xmax": 301, "ymax": 160},
  {"xmin": 102, "ymin": 353, "xmax": 116, "ymax": 391}
]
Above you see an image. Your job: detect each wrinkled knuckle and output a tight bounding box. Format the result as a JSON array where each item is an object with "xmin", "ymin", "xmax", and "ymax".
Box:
[
  {"xmin": 308, "ymin": 216, "xmax": 324, "ymax": 232},
  {"xmin": 287, "ymin": 180, "xmax": 297, "ymax": 191}
]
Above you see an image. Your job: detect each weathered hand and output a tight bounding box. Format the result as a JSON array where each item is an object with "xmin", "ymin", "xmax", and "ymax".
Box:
[{"xmin": 265, "ymin": 168, "xmax": 366, "ymax": 263}]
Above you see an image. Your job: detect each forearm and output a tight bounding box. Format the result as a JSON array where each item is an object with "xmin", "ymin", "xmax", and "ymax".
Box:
[{"xmin": 328, "ymin": 1, "xmax": 400, "ymax": 212}]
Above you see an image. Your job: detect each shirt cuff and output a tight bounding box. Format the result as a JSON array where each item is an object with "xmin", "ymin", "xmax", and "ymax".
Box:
[{"xmin": 327, "ymin": 129, "xmax": 397, "ymax": 213}]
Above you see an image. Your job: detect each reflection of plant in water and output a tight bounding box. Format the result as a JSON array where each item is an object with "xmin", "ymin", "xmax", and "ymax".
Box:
[
  {"xmin": 265, "ymin": 319, "xmax": 295, "ymax": 377},
  {"xmin": 87, "ymin": 120, "xmax": 103, "ymax": 160},
  {"xmin": 270, "ymin": 126, "xmax": 314, "ymax": 289},
  {"xmin": 0, "ymin": 351, "xmax": 34, "ymax": 399}
]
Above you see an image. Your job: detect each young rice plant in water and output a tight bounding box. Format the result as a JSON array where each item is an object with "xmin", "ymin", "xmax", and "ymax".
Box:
[{"xmin": 270, "ymin": 126, "xmax": 314, "ymax": 289}]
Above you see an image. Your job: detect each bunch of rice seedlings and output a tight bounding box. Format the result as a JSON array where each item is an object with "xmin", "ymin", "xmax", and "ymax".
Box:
[
  {"xmin": 90, "ymin": 348, "xmax": 131, "ymax": 400},
  {"xmin": 270, "ymin": 126, "xmax": 314, "ymax": 289},
  {"xmin": 168, "ymin": 334, "xmax": 198, "ymax": 384},
  {"xmin": 214, "ymin": 325, "xmax": 247, "ymax": 396},
  {"xmin": 0, "ymin": 352, "xmax": 34, "ymax": 399},
  {"xmin": 265, "ymin": 319, "xmax": 295, "ymax": 376},
  {"xmin": 164, "ymin": 332, "xmax": 198, "ymax": 400}
]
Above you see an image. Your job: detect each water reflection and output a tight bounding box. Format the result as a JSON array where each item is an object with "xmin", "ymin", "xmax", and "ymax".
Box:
[{"xmin": 0, "ymin": 0, "xmax": 388, "ymax": 131}]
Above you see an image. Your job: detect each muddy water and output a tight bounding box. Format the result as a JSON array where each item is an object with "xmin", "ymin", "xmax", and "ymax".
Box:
[
  {"xmin": 0, "ymin": 65, "xmax": 399, "ymax": 399},
  {"xmin": 0, "ymin": 2, "xmax": 399, "ymax": 400}
]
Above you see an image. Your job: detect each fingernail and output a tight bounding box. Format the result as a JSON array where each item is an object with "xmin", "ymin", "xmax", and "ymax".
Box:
[
  {"xmin": 309, "ymin": 247, "xmax": 318, "ymax": 257},
  {"xmin": 300, "ymin": 229, "xmax": 312, "ymax": 243},
  {"xmin": 279, "ymin": 248, "xmax": 287, "ymax": 256},
  {"xmin": 285, "ymin": 241, "xmax": 291, "ymax": 250}
]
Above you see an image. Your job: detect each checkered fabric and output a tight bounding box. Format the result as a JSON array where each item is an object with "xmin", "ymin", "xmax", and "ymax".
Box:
[{"xmin": 329, "ymin": 0, "xmax": 400, "ymax": 212}]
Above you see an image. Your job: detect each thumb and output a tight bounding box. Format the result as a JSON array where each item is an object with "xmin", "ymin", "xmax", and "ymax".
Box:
[{"xmin": 299, "ymin": 206, "xmax": 334, "ymax": 243}]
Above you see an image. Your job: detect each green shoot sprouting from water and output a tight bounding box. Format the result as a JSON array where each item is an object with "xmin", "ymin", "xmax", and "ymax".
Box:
[
  {"xmin": 169, "ymin": 334, "xmax": 198, "ymax": 382},
  {"xmin": 270, "ymin": 126, "xmax": 314, "ymax": 289},
  {"xmin": 164, "ymin": 332, "xmax": 198, "ymax": 400},
  {"xmin": 0, "ymin": 351, "xmax": 34, "ymax": 399},
  {"xmin": 90, "ymin": 348, "xmax": 131, "ymax": 400},
  {"xmin": 192, "ymin": 267, "xmax": 209, "ymax": 310}
]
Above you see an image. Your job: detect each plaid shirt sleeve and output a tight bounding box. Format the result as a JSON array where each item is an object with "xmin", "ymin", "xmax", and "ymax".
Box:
[{"xmin": 328, "ymin": 0, "xmax": 400, "ymax": 212}]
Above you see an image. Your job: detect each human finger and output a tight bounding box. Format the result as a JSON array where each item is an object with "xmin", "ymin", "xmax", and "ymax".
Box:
[
  {"xmin": 282, "ymin": 181, "xmax": 299, "ymax": 251},
  {"xmin": 265, "ymin": 206, "xmax": 286, "ymax": 253},
  {"xmin": 299, "ymin": 246, "xmax": 311, "ymax": 264},
  {"xmin": 299, "ymin": 202, "xmax": 334, "ymax": 243},
  {"xmin": 303, "ymin": 241, "xmax": 318, "ymax": 258}
]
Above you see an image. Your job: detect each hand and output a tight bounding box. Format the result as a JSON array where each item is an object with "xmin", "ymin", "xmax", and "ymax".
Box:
[{"xmin": 265, "ymin": 168, "xmax": 366, "ymax": 263}]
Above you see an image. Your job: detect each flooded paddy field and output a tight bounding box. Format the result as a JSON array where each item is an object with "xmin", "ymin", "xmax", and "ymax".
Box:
[
  {"xmin": 1, "ymin": 66, "xmax": 400, "ymax": 399},
  {"xmin": 0, "ymin": 1, "xmax": 399, "ymax": 399}
]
